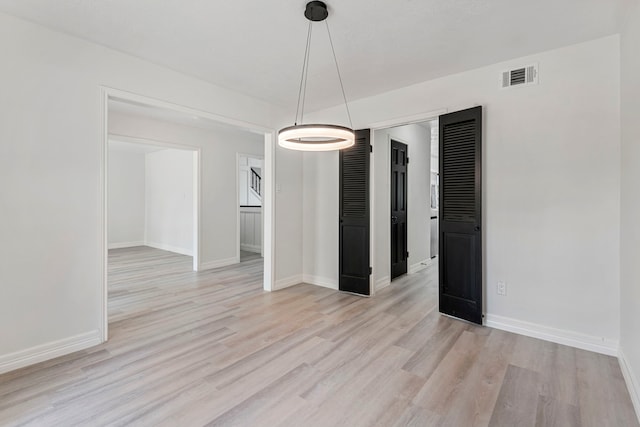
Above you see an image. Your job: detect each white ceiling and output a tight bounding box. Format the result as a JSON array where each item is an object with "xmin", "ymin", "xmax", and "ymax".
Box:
[{"xmin": 0, "ymin": 0, "xmax": 630, "ymax": 111}]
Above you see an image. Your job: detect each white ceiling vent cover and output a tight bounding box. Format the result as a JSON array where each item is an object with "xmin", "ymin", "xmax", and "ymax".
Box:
[{"xmin": 501, "ymin": 64, "xmax": 538, "ymax": 89}]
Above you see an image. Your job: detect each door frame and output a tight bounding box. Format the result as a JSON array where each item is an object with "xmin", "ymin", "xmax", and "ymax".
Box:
[
  {"xmin": 100, "ymin": 86, "xmax": 276, "ymax": 343},
  {"xmin": 236, "ymin": 152, "xmax": 265, "ymax": 262},
  {"xmin": 367, "ymin": 109, "xmax": 447, "ymax": 295}
]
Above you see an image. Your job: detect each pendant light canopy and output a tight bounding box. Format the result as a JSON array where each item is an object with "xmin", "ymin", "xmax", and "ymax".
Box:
[{"xmin": 278, "ymin": 1, "xmax": 354, "ymax": 151}]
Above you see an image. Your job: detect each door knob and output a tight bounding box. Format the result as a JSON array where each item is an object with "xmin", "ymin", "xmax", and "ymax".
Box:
[
  {"xmin": 474, "ymin": 225, "xmax": 480, "ymax": 231},
  {"xmin": 391, "ymin": 216, "xmax": 398, "ymax": 223}
]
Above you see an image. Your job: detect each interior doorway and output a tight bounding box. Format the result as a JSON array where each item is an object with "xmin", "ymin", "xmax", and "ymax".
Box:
[
  {"xmin": 390, "ymin": 139, "xmax": 409, "ymax": 279},
  {"xmin": 101, "ymin": 88, "xmax": 275, "ymax": 341},
  {"xmin": 370, "ymin": 117, "xmax": 439, "ymax": 293},
  {"xmin": 238, "ymin": 154, "xmax": 264, "ymax": 262},
  {"xmin": 108, "ymin": 138, "xmax": 199, "ymax": 268}
]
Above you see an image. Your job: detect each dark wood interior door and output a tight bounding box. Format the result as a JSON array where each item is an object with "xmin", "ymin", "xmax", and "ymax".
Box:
[
  {"xmin": 439, "ymin": 106, "xmax": 483, "ymax": 324},
  {"xmin": 339, "ymin": 129, "xmax": 371, "ymax": 296},
  {"xmin": 391, "ymin": 139, "xmax": 408, "ymax": 280}
]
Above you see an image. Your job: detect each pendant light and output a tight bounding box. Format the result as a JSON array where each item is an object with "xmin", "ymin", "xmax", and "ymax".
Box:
[{"xmin": 278, "ymin": 1, "xmax": 355, "ymax": 152}]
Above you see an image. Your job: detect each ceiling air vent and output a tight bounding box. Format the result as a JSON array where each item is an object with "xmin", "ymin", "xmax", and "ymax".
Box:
[{"xmin": 501, "ymin": 64, "xmax": 538, "ymax": 89}]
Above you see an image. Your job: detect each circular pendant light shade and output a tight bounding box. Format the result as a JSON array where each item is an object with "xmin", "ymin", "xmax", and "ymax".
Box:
[{"xmin": 278, "ymin": 124, "xmax": 354, "ymax": 151}]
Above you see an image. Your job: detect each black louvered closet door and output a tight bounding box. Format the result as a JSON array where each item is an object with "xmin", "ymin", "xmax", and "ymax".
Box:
[
  {"xmin": 439, "ymin": 106, "xmax": 483, "ymax": 324},
  {"xmin": 339, "ymin": 129, "xmax": 370, "ymax": 296}
]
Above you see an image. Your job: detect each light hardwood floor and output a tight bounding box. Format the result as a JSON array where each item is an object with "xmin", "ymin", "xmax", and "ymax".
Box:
[{"xmin": 0, "ymin": 246, "xmax": 637, "ymax": 426}]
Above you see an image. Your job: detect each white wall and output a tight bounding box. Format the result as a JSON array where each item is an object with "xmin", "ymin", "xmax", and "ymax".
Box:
[
  {"xmin": 301, "ymin": 151, "xmax": 339, "ymax": 289},
  {"xmin": 145, "ymin": 149, "xmax": 194, "ymax": 256},
  {"xmin": 303, "ymin": 36, "xmax": 621, "ymax": 353},
  {"xmin": 0, "ymin": 12, "xmax": 286, "ymax": 369},
  {"xmin": 620, "ymin": 0, "xmax": 640, "ymax": 417},
  {"xmin": 274, "ymin": 147, "xmax": 304, "ymax": 289},
  {"xmin": 109, "ymin": 112, "xmax": 264, "ymax": 269},
  {"xmin": 372, "ymin": 124, "xmax": 432, "ymax": 290},
  {"xmin": 107, "ymin": 149, "xmax": 145, "ymax": 248}
]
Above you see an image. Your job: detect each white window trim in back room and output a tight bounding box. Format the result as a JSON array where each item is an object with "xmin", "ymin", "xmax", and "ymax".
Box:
[{"xmin": 100, "ymin": 86, "xmax": 276, "ymax": 343}]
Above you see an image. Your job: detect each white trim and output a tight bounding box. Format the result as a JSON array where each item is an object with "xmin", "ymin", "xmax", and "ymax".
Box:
[
  {"xmin": 263, "ymin": 132, "xmax": 275, "ymax": 292},
  {"xmin": 375, "ymin": 276, "xmax": 391, "ymax": 291},
  {"xmin": 104, "ymin": 87, "xmax": 272, "ymax": 134},
  {"xmin": 409, "ymin": 258, "xmax": 431, "ymax": 274},
  {"xmin": 273, "ymin": 275, "xmax": 303, "ymax": 291},
  {"xmin": 107, "ymin": 241, "xmax": 145, "ymax": 249},
  {"xmin": 485, "ymin": 314, "xmax": 619, "ymax": 356},
  {"xmin": 302, "ymin": 274, "xmax": 339, "ymax": 290},
  {"xmin": 369, "ymin": 130, "xmax": 377, "ymax": 297},
  {"xmin": 0, "ymin": 330, "xmax": 101, "ymax": 375},
  {"xmin": 366, "ymin": 109, "xmax": 447, "ymax": 130},
  {"xmin": 619, "ymin": 349, "xmax": 640, "ymax": 423},
  {"xmin": 145, "ymin": 241, "xmax": 194, "ymax": 257},
  {"xmin": 109, "ymin": 134, "xmax": 200, "ymax": 151},
  {"xmin": 200, "ymin": 256, "xmax": 240, "ymax": 271},
  {"xmin": 193, "ymin": 150, "xmax": 201, "ymax": 272},
  {"xmin": 100, "ymin": 88, "xmax": 109, "ymax": 342}
]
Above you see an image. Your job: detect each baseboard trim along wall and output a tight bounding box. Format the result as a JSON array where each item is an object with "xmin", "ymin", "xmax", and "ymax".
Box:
[
  {"xmin": 485, "ymin": 314, "xmax": 619, "ymax": 356},
  {"xmin": 409, "ymin": 259, "xmax": 431, "ymax": 274},
  {"xmin": 375, "ymin": 276, "xmax": 391, "ymax": 292},
  {"xmin": 240, "ymin": 244, "xmax": 261, "ymax": 253},
  {"xmin": 108, "ymin": 241, "xmax": 145, "ymax": 249},
  {"xmin": 0, "ymin": 330, "xmax": 102, "ymax": 375},
  {"xmin": 145, "ymin": 241, "xmax": 193, "ymax": 257},
  {"xmin": 200, "ymin": 256, "xmax": 239, "ymax": 271},
  {"xmin": 619, "ymin": 349, "xmax": 640, "ymax": 423},
  {"xmin": 273, "ymin": 275, "xmax": 303, "ymax": 291},
  {"xmin": 302, "ymin": 274, "xmax": 338, "ymax": 290}
]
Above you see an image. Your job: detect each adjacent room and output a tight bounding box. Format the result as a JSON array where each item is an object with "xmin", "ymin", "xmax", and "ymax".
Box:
[{"xmin": 0, "ymin": 0, "xmax": 639, "ymax": 425}]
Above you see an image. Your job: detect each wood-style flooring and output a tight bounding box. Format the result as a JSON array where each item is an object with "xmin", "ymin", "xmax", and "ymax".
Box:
[{"xmin": 0, "ymin": 246, "xmax": 637, "ymax": 426}]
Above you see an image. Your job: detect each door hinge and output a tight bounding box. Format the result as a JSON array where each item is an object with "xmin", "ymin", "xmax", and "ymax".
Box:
[
  {"xmin": 406, "ymin": 251, "xmax": 409, "ymax": 258},
  {"xmin": 407, "ymin": 157, "xmax": 410, "ymax": 164},
  {"xmin": 370, "ymin": 145, "xmax": 373, "ymax": 153},
  {"xmin": 369, "ymin": 266, "xmax": 372, "ymax": 275}
]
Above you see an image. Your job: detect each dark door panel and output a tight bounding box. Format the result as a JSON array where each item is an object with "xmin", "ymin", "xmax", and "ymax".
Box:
[
  {"xmin": 339, "ymin": 129, "xmax": 371, "ymax": 296},
  {"xmin": 439, "ymin": 106, "xmax": 483, "ymax": 324},
  {"xmin": 391, "ymin": 139, "xmax": 408, "ymax": 280}
]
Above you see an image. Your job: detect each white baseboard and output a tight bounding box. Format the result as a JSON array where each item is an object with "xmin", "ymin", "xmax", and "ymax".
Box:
[
  {"xmin": 409, "ymin": 258, "xmax": 431, "ymax": 274},
  {"xmin": 200, "ymin": 256, "xmax": 239, "ymax": 271},
  {"xmin": 108, "ymin": 241, "xmax": 145, "ymax": 249},
  {"xmin": 375, "ymin": 276, "xmax": 391, "ymax": 291},
  {"xmin": 485, "ymin": 314, "xmax": 618, "ymax": 356},
  {"xmin": 240, "ymin": 244, "xmax": 261, "ymax": 253},
  {"xmin": 273, "ymin": 275, "xmax": 303, "ymax": 291},
  {"xmin": 302, "ymin": 274, "xmax": 338, "ymax": 290},
  {"xmin": 0, "ymin": 330, "xmax": 102, "ymax": 375},
  {"xmin": 619, "ymin": 348, "xmax": 640, "ymax": 423},
  {"xmin": 146, "ymin": 241, "xmax": 193, "ymax": 257}
]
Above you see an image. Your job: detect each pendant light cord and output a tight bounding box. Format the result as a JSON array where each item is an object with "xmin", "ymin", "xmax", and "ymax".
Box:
[
  {"xmin": 293, "ymin": 14, "xmax": 353, "ymax": 129},
  {"xmin": 325, "ymin": 20, "xmax": 353, "ymax": 129},
  {"xmin": 295, "ymin": 22, "xmax": 313, "ymax": 126}
]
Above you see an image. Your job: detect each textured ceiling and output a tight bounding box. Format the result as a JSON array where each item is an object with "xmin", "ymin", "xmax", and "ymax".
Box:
[{"xmin": 0, "ymin": 0, "xmax": 630, "ymax": 112}]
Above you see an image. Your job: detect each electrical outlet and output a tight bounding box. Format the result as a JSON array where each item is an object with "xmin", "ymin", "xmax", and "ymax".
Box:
[{"xmin": 497, "ymin": 281, "xmax": 507, "ymax": 296}]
